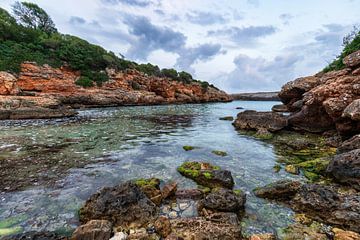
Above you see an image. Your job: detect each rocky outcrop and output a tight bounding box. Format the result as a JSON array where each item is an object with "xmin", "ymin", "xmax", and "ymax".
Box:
[
  {"xmin": 79, "ymin": 181, "xmax": 159, "ymax": 228},
  {"xmin": 231, "ymin": 91, "xmax": 280, "ymax": 101},
  {"xmin": 233, "ymin": 110, "xmax": 288, "ymax": 132},
  {"xmin": 199, "ymin": 188, "xmax": 246, "ymax": 212},
  {"xmin": 0, "ymin": 62, "xmax": 231, "ymax": 119},
  {"xmin": 327, "ymin": 149, "xmax": 360, "ymax": 190},
  {"xmin": 278, "ymin": 50, "xmax": 360, "ymax": 136}
]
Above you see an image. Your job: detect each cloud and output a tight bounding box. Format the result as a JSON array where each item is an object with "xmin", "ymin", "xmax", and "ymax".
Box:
[
  {"xmin": 207, "ymin": 25, "xmax": 276, "ymax": 46},
  {"xmin": 101, "ymin": 0, "xmax": 152, "ymax": 7},
  {"xmin": 247, "ymin": 0, "xmax": 259, "ymax": 7},
  {"xmin": 186, "ymin": 11, "xmax": 227, "ymax": 25},
  {"xmin": 123, "ymin": 14, "xmax": 187, "ymax": 60},
  {"xmin": 279, "ymin": 13, "xmax": 294, "ymax": 25},
  {"xmin": 215, "ymin": 53, "xmax": 302, "ymax": 93},
  {"xmin": 69, "ymin": 16, "xmax": 86, "ymax": 25},
  {"xmin": 176, "ymin": 43, "xmax": 225, "ymax": 72}
]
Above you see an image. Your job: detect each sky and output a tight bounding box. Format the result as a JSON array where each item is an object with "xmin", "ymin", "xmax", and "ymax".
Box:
[{"xmin": 0, "ymin": 0, "xmax": 359, "ymax": 93}]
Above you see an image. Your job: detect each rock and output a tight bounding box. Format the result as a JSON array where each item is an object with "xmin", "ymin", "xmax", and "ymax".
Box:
[
  {"xmin": 0, "ymin": 72, "xmax": 21, "ymax": 95},
  {"xmin": 249, "ymin": 233, "xmax": 276, "ymax": 240},
  {"xmin": 333, "ymin": 228, "xmax": 360, "ymax": 240},
  {"xmin": 279, "ymin": 76, "xmax": 320, "ymax": 105},
  {"xmin": 231, "ymin": 92, "xmax": 280, "ymax": 101},
  {"xmin": 161, "ymin": 182, "xmax": 177, "ymax": 199},
  {"xmin": 326, "ymin": 149, "xmax": 360, "ymax": 190},
  {"xmin": 169, "ymin": 212, "xmax": 242, "ymax": 239},
  {"xmin": 278, "ymin": 221, "xmax": 329, "ymax": 240},
  {"xmin": 271, "ymin": 104, "xmax": 288, "ymax": 112},
  {"xmin": 343, "ymin": 99, "xmax": 360, "ymax": 121},
  {"xmin": 182, "ymin": 146, "xmax": 195, "ymax": 151},
  {"xmin": 110, "ymin": 232, "xmax": 128, "ymax": 240},
  {"xmin": 338, "ymin": 134, "xmax": 360, "ymax": 153},
  {"xmin": 285, "ymin": 164, "xmax": 300, "ymax": 175},
  {"xmin": 1, "ymin": 231, "xmax": 68, "ymax": 240},
  {"xmin": 127, "ymin": 228, "xmax": 158, "ymax": 240},
  {"xmin": 254, "ymin": 180, "xmax": 302, "ymax": 200},
  {"xmin": 219, "ymin": 116, "xmax": 234, "ymax": 121},
  {"xmin": 233, "ymin": 110, "xmax": 288, "ymax": 132},
  {"xmin": 154, "ymin": 216, "xmax": 171, "ymax": 238},
  {"xmin": 211, "ymin": 150, "xmax": 228, "ymax": 156},
  {"xmin": 177, "ymin": 162, "xmax": 234, "ymax": 189},
  {"xmin": 79, "ymin": 181, "xmax": 159, "ymax": 228},
  {"xmin": 290, "ymin": 184, "xmax": 360, "ymax": 232},
  {"xmin": 134, "ymin": 178, "xmax": 163, "ymax": 206},
  {"xmin": 343, "ymin": 50, "xmax": 360, "ymax": 68},
  {"xmin": 236, "ymin": 107, "xmax": 244, "ymax": 109},
  {"xmin": 199, "ymin": 188, "xmax": 246, "ymax": 212},
  {"xmin": 175, "ymin": 189, "xmax": 204, "ymax": 200},
  {"xmin": 71, "ymin": 220, "xmax": 113, "ymax": 240},
  {"xmin": 254, "ymin": 128, "xmax": 273, "ymax": 140}
]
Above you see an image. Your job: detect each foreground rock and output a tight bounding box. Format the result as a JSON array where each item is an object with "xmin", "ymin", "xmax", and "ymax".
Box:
[
  {"xmin": 71, "ymin": 220, "xmax": 112, "ymax": 240},
  {"xmin": 254, "ymin": 180, "xmax": 302, "ymax": 200},
  {"xmin": 1, "ymin": 231, "xmax": 68, "ymax": 240},
  {"xmin": 199, "ymin": 188, "xmax": 246, "ymax": 212},
  {"xmin": 337, "ymin": 134, "xmax": 360, "ymax": 153},
  {"xmin": 278, "ymin": 50, "xmax": 360, "ymax": 136},
  {"xmin": 177, "ymin": 161, "xmax": 234, "ymax": 189},
  {"xmin": 233, "ymin": 110, "xmax": 288, "ymax": 133},
  {"xmin": 79, "ymin": 181, "xmax": 158, "ymax": 228},
  {"xmin": 326, "ymin": 149, "xmax": 360, "ymax": 190},
  {"xmin": 169, "ymin": 212, "xmax": 243, "ymax": 239}
]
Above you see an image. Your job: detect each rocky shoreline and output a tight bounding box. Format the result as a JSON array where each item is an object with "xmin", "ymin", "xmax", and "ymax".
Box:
[
  {"xmin": 0, "ymin": 62, "xmax": 232, "ymax": 120},
  {"xmin": 231, "ymin": 92, "xmax": 280, "ymax": 101}
]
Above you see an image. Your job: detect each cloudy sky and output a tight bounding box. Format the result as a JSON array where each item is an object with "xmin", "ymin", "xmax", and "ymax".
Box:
[{"xmin": 0, "ymin": 0, "xmax": 359, "ymax": 93}]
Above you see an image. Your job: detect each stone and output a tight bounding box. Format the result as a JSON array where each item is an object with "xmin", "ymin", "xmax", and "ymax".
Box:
[
  {"xmin": 254, "ymin": 180, "xmax": 302, "ymax": 200},
  {"xmin": 249, "ymin": 233, "xmax": 276, "ymax": 240},
  {"xmin": 109, "ymin": 232, "xmax": 128, "ymax": 240},
  {"xmin": 1, "ymin": 231, "xmax": 68, "ymax": 240},
  {"xmin": 161, "ymin": 182, "xmax": 177, "ymax": 199},
  {"xmin": 219, "ymin": 116, "xmax": 234, "ymax": 121},
  {"xmin": 279, "ymin": 76, "xmax": 320, "ymax": 105},
  {"xmin": 326, "ymin": 149, "xmax": 360, "ymax": 190},
  {"xmin": 233, "ymin": 110, "xmax": 288, "ymax": 132},
  {"xmin": 343, "ymin": 50, "xmax": 360, "ymax": 68},
  {"xmin": 71, "ymin": 220, "xmax": 112, "ymax": 240},
  {"xmin": 343, "ymin": 99, "xmax": 360, "ymax": 121},
  {"xmin": 154, "ymin": 216, "xmax": 171, "ymax": 238},
  {"xmin": 199, "ymin": 188, "xmax": 246, "ymax": 212},
  {"xmin": 338, "ymin": 134, "xmax": 360, "ymax": 153},
  {"xmin": 0, "ymin": 72, "xmax": 21, "ymax": 95},
  {"xmin": 175, "ymin": 189, "xmax": 203, "ymax": 200},
  {"xmin": 135, "ymin": 178, "xmax": 163, "ymax": 206},
  {"xmin": 79, "ymin": 181, "xmax": 159, "ymax": 228},
  {"xmin": 169, "ymin": 212, "xmax": 242, "ymax": 240},
  {"xmin": 177, "ymin": 162, "xmax": 234, "ymax": 189},
  {"xmin": 271, "ymin": 104, "xmax": 288, "ymax": 112},
  {"xmin": 333, "ymin": 228, "xmax": 360, "ymax": 240},
  {"xmin": 285, "ymin": 164, "xmax": 300, "ymax": 175}
]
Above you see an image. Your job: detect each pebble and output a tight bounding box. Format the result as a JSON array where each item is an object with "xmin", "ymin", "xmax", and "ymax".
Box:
[{"xmin": 168, "ymin": 211, "xmax": 178, "ymax": 219}]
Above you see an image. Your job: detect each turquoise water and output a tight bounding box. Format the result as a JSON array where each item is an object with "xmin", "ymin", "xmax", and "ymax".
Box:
[{"xmin": 0, "ymin": 101, "xmax": 301, "ymax": 237}]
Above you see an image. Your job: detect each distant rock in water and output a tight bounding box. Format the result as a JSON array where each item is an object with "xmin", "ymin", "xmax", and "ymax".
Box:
[
  {"xmin": 231, "ymin": 92, "xmax": 280, "ymax": 101},
  {"xmin": 0, "ymin": 62, "xmax": 232, "ymax": 120},
  {"xmin": 278, "ymin": 50, "xmax": 360, "ymax": 136}
]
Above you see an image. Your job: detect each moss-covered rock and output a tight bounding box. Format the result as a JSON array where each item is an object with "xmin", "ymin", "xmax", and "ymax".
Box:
[
  {"xmin": 177, "ymin": 161, "xmax": 234, "ymax": 189},
  {"xmin": 273, "ymin": 164, "xmax": 281, "ymax": 173},
  {"xmin": 212, "ymin": 150, "xmax": 228, "ymax": 157},
  {"xmin": 285, "ymin": 165, "xmax": 299, "ymax": 175},
  {"xmin": 183, "ymin": 146, "xmax": 196, "ymax": 151},
  {"xmin": 219, "ymin": 116, "xmax": 234, "ymax": 121},
  {"xmin": 134, "ymin": 178, "xmax": 162, "ymax": 205}
]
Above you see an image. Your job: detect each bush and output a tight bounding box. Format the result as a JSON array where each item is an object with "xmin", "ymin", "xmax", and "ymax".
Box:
[
  {"xmin": 75, "ymin": 76, "xmax": 94, "ymax": 88},
  {"xmin": 178, "ymin": 71, "xmax": 193, "ymax": 84},
  {"xmin": 161, "ymin": 68, "xmax": 178, "ymax": 80}
]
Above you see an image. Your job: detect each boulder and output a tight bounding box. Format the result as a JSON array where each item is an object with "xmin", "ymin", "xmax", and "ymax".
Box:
[
  {"xmin": 271, "ymin": 104, "xmax": 288, "ymax": 112},
  {"xmin": 161, "ymin": 182, "xmax": 177, "ymax": 199},
  {"xmin": 279, "ymin": 76, "xmax": 320, "ymax": 105},
  {"xmin": 0, "ymin": 72, "xmax": 20, "ymax": 95},
  {"xmin": 333, "ymin": 228, "xmax": 360, "ymax": 240},
  {"xmin": 249, "ymin": 233, "xmax": 276, "ymax": 240},
  {"xmin": 343, "ymin": 50, "xmax": 360, "ymax": 68},
  {"xmin": 327, "ymin": 149, "xmax": 360, "ymax": 190},
  {"xmin": 169, "ymin": 212, "xmax": 242, "ymax": 240},
  {"xmin": 291, "ymin": 184, "xmax": 360, "ymax": 232},
  {"xmin": 79, "ymin": 181, "xmax": 159, "ymax": 228},
  {"xmin": 177, "ymin": 162, "xmax": 234, "ymax": 189},
  {"xmin": 233, "ymin": 110, "xmax": 288, "ymax": 132},
  {"xmin": 254, "ymin": 180, "xmax": 302, "ymax": 200},
  {"xmin": 134, "ymin": 178, "xmax": 163, "ymax": 206},
  {"xmin": 154, "ymin": 216, "xmax": 172, "ymax": 238},
  {"xmin": 337, "ymin": 134, "xmax": 360, "ymax": 153},
  {"xmin": 71, "ymin": 220, "xmax": 113, "ymax": 240},
  {"xmin": 199, "ymin": 188, "xmax": 246, "ymax": 212},
  {"xmin": 343, "ymin": 99, "xmax": 360, "ymax": 121}
]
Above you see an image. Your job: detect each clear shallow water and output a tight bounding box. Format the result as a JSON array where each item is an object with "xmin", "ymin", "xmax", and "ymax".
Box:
[{"xmin": 0, "ymin": 101, "xmax": 302, "ymax": 237}]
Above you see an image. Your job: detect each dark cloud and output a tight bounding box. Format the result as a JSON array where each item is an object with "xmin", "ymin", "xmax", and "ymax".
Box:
[
  {"xmin": 215, "ymin": 53, "xmax": 302, "ymax": 93},
  {"xmin": 279, "ymin": 13, "xmax": 293, "ymax": 25},
  {"xmin": 207, "ymin": 26, "xmax": 276, "ymax": 46},
  {"xmin": 154, "ymin": 9, "xmax": 165, "ymax": 16},
  {"xmin": 101, "ymin": 0, "xmax": 152, "ymax": 7},
  {"xmin": 186, "ymin": 11, "xmax": 227, "ymax": 25},
  {"xmin": 69, "ymin": 16, "xmax": 86, "ymax": 25},
  {"xmin": 123, "ymin": 14, "xmax": 187, "ymax": 59},
  {"xmin": 176, "ymin": 43, "xmax": 225, "ymax": 72}
]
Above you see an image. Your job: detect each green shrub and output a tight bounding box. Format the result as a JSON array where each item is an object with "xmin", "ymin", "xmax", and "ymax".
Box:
[{"xmin": 75, "ymin": 76, "xmax": 94, "ymax": 88}]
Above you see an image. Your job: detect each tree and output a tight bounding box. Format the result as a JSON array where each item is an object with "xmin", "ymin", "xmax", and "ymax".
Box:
[
  {"xmin": 12, "ymin": 1, "xmax": 57, "ymax": 33},
  {"xmin": 178, "ymin": 71, "xmax": 193, "ymax": 84},
  {"xmin": 161, "ymin": 68, "xmax": 178, "ymax": 80}
]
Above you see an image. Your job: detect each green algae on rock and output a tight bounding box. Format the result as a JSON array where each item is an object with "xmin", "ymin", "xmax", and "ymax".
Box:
[
  {"xmin": 183, "ymin": 145, "xmax": 196, "ymax": 151},
  {"xmin": 219, "ymin": 116, "xmax": 234, "ymax": 121},
  {"xmin": 212, "ymin": 150, "xmax": 228, "ymax": 157}
]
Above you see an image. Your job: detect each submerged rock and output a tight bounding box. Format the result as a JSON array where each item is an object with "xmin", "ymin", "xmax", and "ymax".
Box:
[
  {"xmin": 233, "ymin": 110, "xmax": 288, "ymax": 132},
  {"xmin": 254, "ymin": 180, "xmax": 302, "ymax": 200},
  {"xmin": 79, "ymin": 181, "xmax": 159, "ymax": 228},
  {"xmin": 199, "ymin": 188, "xmax": 246, "ymax": 212},
  {"xmin": 212, "ymin": 150, "xmax": 228, "ymax": 156},
  {"xmin": 271, "ymin": 104, "xmax": 288, "ymax": 113},
  {"xmin": 219, "ymin": 116, "xmax": 234, "ymax": 121},
  {"xmin": 168, "ymin": 212, "xmax": 242, "ymax": 240},
  {"xmin": 177, "ymin": 161, "xmax": 234, "ymax": 189},
  {"xmin": 327, "ymin": 149, "xmax": 360, "ymax": 190},
  {"xmin": 71, "ymin": 220, "xmax": 112, "ymax": 240}
]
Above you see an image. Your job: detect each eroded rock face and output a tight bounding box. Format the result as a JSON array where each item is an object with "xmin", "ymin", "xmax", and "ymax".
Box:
[
  {"xmin": 343, "ymin": 99, "xmax": 360, "ymax": 121},
  {"xmin": 291, "ymin": 184, "xmax": 360, "ymax": 232},
  {"xmin": 0, "ymin": 72, "xmax": 21, "ymax": 95},
  {"xmin": 168, "ymin": 212, "xmax": 243, "ymax": 240},
  {"xmin": 327, "ymin": 149, "xmax": 360, "ymax": 190},
  {"xmin": 233, "ymin": 110, "xmax": 288, "ymax": 132},
  {"xmin": 337, "ymin": 134, "xmax": 360, "ymax": 153},
  {"xmin": 343, "ymin": 50, "xmax": 360, "ymax": 68},
  {"xmin": 71, "ymin": 220, "xmax": 112, "ymax": 240},
  {"xmin": 79, "ymin": 182, "xmax": 159, "ymax": 228}
]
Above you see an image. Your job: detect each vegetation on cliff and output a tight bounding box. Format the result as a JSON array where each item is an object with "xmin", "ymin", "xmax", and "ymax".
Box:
[
  {"xmin": 0, "ymin": 2, "xmax": 214, "ymax": 88},
  {"xmin": 323, "ymin": 26, "xmax": 360, "ymax": 72}
]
